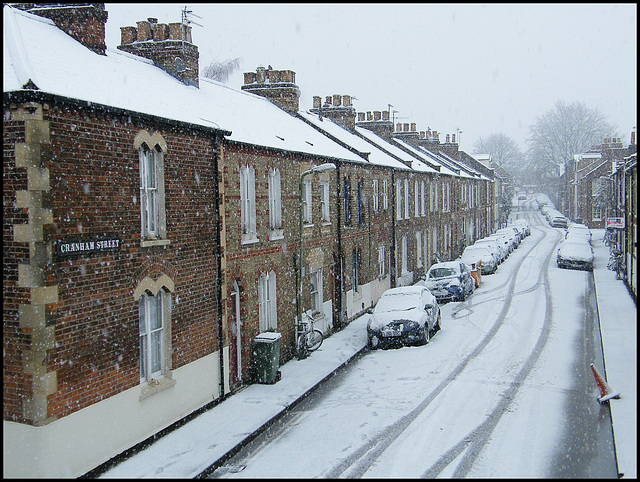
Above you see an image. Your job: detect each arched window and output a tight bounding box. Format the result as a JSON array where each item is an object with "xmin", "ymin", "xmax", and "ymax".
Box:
[{"xmin": 134, "ymin": 130, "xmax": 167, "ymax": 245}]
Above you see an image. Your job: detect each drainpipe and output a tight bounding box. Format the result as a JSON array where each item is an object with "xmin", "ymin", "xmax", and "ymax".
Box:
[
  {"xmin": 390, "ymin": 170, "xmax": 397, "ymax": 288},
  {"xmin": 212, "ymin": 134, "xmax": 226, "ymax": 400},
  {"xmin": 334, "ymin": 161, "xmax": 343, "ymax": 330}
]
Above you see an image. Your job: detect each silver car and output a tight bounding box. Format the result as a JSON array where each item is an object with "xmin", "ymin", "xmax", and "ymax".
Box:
[{"xmin": 367, "ymin": 286, "xmax": 441, "ymax": 349}]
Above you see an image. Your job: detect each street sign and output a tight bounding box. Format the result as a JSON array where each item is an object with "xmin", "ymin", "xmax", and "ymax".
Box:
[{"xmin": 606, "ymin": 217, "xmax": 625, "ymax": 229}]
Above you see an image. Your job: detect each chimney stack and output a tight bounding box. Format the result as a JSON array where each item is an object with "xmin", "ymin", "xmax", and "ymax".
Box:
[
  {"xmin": 309, "ymin": 93, "xmax": 356, "ymax": 130},
  {"xmin": 118, "ymin": 15, "xmax": 199, "ymax": 87},
  {"xmin": 14, "ymin": 3, "xmax": 108, "ymax": 55},
  {"xmin": 241, "ymin": 66, "xmax": 300, "ymax": 115}
]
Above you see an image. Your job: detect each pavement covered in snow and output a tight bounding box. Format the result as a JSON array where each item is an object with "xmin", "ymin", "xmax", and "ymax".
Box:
[{"xmin": 99, "ymin": 226, "xmax": 636, "ymax": 479}]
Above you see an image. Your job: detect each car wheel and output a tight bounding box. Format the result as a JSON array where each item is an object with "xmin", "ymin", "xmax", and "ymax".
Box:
[
  {"xmin": 368, "ymin": 335, "xmax": 379, "ymax": 350},
  {"xmin": 435, "ymin": 312, "xmax": 442, "ymax": 332}
]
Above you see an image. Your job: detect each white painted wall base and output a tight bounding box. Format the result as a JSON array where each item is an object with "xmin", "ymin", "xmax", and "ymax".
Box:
[{"xmin": 3, "ymin": 349, "xmax": 227, "ymax": 478}]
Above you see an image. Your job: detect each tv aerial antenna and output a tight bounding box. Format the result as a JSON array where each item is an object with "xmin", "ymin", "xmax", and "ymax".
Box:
[{"xmin": 182, "ymin": 6, "xmax": 203, "ymax": 27}]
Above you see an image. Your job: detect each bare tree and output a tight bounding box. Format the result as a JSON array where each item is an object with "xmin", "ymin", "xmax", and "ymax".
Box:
[
  {"xmin": 473, "ymin": 133, "xmax": 525, "ymax": 184},
  {"xmin": 526, "ymin": 100, "xmax": 616, "ymax": 174},
  {"xmin": 473, "ymin": 133, "xmax": 523, "ymax": 168},
  {"xmin": 202, "ymin": 58, "xmax": 241, "ymax": 83}
]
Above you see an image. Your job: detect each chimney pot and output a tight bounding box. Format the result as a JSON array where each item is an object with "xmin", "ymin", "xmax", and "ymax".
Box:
[
  {"xmin": 168, "ymin": 22, "xmax": 183, "ymax": 40},
  {"xmin": 137, "ymin": 20, "xmax": 152, "ymax": 41},
  {"xmin": 446, "ymin": 134, "xmax": 450, "ymax": 143},
  {"xmin": 382, "ymin": 111, "xmax": 389, "ymax": 121},
  {"xmin": 420, "ymin": 131, "xmax": 425, "ymax": 139},
  {"xmin": 343, "ymin": 95, "xmax": 351, "ymax": 106},
  {"xmin": 367, "ymin": 112, "xmax": 373, "ymax": 121},
  {"xmin": 396, "ymin": 123, "xmax": 402, "ymax": 132},
  {"xmin": 411, "ymin": 123, "xmax": 416, "ymax": 132},
  {"xmin": 358, "ymin": 112, "xmax": 366, "ymax": 121},
  {"xmin": 333, "ymin": 94, "xmax": 342, "ymax": 106},
  {"xmin": 313, "ymin": 96, "xmax": 321, "ymax": 108},
  {"xmin": 120, "ymin": 26, "xmax": 137, "ymax": 45},
  {"xmin": 325, "ymin": 96, "xmax": 333, "ymax": 105},
  {"xmin": 153, "ymin": 23, "xmax": 168, "ymax": 41},
  {"xmin": 256, "ymin": 66, "xmax": 266, "ymax": 83},
  {"xmin": 244, "ymin": 72, "xmax": 256, "ymax": 84},
  {"xmin": 452, "ymin": 134, "xmax": 456, "ymax": 143},
  {"xmin": 374, "ymin": 111, "xmax": 381, "ymax": 121},
  {"xmin": 403, "ymin": 123, "xmax": 410, "ymax": 132}
]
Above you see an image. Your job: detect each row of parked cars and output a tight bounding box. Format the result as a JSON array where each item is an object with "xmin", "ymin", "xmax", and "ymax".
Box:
[
  {"xmin": 535, "ymin": 196, "xmax": 595, "ymax": 272},
  {"xmin": 367, "ymin": 218, "xmax": 532, "ymax": 350}
]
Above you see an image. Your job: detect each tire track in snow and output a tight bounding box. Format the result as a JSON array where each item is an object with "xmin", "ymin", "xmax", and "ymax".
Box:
[{"xmin": 325, "ymin": 220, "xmax": 562, "ymax": 478}]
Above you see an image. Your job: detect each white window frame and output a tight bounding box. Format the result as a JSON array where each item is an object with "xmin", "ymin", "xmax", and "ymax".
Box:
[
  {"xmin": 373, "ymin": 179, "xmax": 379, "ymax": 213},
  {"xmin": 396, "ymin": 179, "xmax": 402, "ymax": 220},
  {"xmin": 401, "ymin": 236, "xmax": 408, "ymax": 274},
  {"xmin": 303, "ymin": 178, "xmax": 313, "ymax": 225},
  {"xmin": 430, "ymin": 182, "xmax": 435, "ymax": 212},
  {"xmin": 139, "ymin": 290, "xmax": 167, "ymax": 383},
  {"xmin": 424, "ymin": 229, "xmax": 429, "ymax": 268},
  {"xmin": 352, "ymin": 249, "xmax": 359, "ymax": 293},
  {"xmin": 320, "ymin": 180, "xmax": 331, "ymax": 223},
  {"xmin": 378, "ymin": 245, "xmax": 386, "ymax": 278},
  {"xmin": 416, "ymin": 231, "xmax": 423, "ymax": 268},
  {"xmin": 404, "ymin": 179, "xmax": 410, "ymax": 219},
  {"xmin": 414, "ymin": 180, "xmax": 420, "ymax": 217},
  {"xmin": 258, "ymin": 270, "xmax": 278, "ymax": 332},
  {"xmin": 310, "ymin": 269, "xmax": 323, "ymax": 314},
  {"xmin": 383, "ymin": 179, "xmax": 389, "ymax": 211},
  {"xmin": 240, "ymin": 165, "xmax": 257, "ymax": 243},
  {"xmin": 268, "ymin": 168, "xmax": 283, "ymax": 236},
  {"xmin": 421, "ymin": 181, "xmax": 426, "ymax": 216}
]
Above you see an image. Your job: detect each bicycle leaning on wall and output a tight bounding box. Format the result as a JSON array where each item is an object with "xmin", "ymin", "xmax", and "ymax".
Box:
[{"xmin": 296, "ymin": 311, "xmax": 324, "ymax": 360}]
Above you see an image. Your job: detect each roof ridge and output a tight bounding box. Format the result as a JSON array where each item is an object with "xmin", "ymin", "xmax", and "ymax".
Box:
[{"xmin": 3, "ymin": 5, "xmax": 40, "ymax": 90}]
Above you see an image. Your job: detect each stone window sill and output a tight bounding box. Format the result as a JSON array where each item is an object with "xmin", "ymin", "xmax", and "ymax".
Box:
[
  {"xmin": 140, "ymin": 376, "xmax": 176, "ymax": 400},
  {"xmin": 141, "ymin": 238, "xmax": 171, "ymax": 248}
]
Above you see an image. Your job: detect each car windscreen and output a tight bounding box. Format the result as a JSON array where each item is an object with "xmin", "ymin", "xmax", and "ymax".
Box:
[
  {"xmin": 429, "ymin": 267, "xmax": 457, "ymax": 278},
  {"xmin": 374, "ymin": 292, "xmax": 421, "ymax": 312}
]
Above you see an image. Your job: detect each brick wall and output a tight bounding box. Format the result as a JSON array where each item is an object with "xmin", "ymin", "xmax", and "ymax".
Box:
[{"xmin": 3, "ymin": 100, "xmax": 221, "ymax": 424}]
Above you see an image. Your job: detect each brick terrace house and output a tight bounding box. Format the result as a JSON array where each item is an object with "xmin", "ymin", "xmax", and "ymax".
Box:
[
  {"xmin": 4, "ymin": 4, "xmax": 496, "ymax": 477},
  {"xmin": 4, "ymin": 4, "xmax": 232, "ymax": 477},
  {"xmin": 569, "ymin": 137, "xmax": 636, "ymax": 229}
]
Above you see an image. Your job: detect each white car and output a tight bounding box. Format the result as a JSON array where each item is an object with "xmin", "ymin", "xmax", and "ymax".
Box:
[
  {"xmin": 566, "ymin": 223, "xmax": 592, "ymax": 243},
  {"xmin": 367, "ymin": 286, "xmax": 441, "ymax": 349},
  {"xmin": 486, "ymin": 233, "xmax": 512, "ymax": 256},
  {"xmin": 557, "ymin": 239, "xmax": 594, "ymax": 271},
  {"xmin": 495, "ymin": 227, "xmax": 520, "ymax": 250},
  {"xmin": 460, "ymin": 245, "xmax": 497, "ymax": 274},
  {"xmin": 474, "ymin": 237, "xmax": 507, "ymax": 263},
  {"xmin": 512, "ymin": 218, "xmax": 531, "ymax": 236}
]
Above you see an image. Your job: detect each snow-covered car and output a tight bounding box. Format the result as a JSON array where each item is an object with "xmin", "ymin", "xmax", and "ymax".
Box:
[
  {"xmin": 566, "ymin": 223, "xmax": 591, "ymax": 243},
  {"xmin": 512, "ymin": 218, "xmax": 531, "ymax": 237},
  {"xmin": 486, "ymin": 233, "xmax": 513, "ymax": 256},
  {"xmin": 550, "ymin": 214, "xmax": 569, "ymax": 229},
  {"xmin": 460, "ymin": 245, "xmax": 497, "ymax": 274},
  {"xmin": 424, "ymin": 261, "xmax": 475, "ymax": 303},
  {"xmin": 367, "ymin": 286, "xmax": 441, "ymax": 349},
  {"xmin": 474, "ymin": 237, "xmax": 507, "ymax": 263},
  {"xmin": 495, "ymin": 227, "xmax": 520, "ymax": 249},
  {"xmin": 557, "ymin": 239, "xmax": 594, "ymax": 271}
]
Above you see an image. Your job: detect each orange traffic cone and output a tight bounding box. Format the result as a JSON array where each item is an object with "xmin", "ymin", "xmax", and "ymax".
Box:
[{"xmin": 590, "ymin": 363, "xmax": 620, "ymax": 403}]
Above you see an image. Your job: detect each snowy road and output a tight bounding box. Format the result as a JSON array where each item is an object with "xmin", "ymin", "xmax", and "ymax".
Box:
[{"xmin": 211, "ymin": 206, "xmax": 618, "ymax": 478}]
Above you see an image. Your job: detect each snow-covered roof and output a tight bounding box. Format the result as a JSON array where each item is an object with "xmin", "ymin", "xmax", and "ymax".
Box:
[
  {"xmin": 297, "ymin": 111, "xmax": 410, "ymax": 170},
  {"xmin": 3, "ymin": 5, "xmax": 365, "ymax": 164},
  {"xmin": 354, "ymin": 127, "xmax": 443, "ymax": 176}
]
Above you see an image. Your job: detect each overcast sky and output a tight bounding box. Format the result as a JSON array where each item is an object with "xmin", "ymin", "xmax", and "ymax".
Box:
[{"xmin": 104, "ymin": 3, "xmax": 637, "ymax": 153}]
